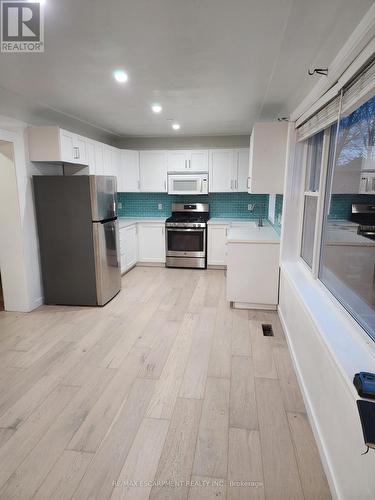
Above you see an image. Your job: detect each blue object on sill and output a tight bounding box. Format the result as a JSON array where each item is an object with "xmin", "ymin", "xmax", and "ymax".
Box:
[{"xmin": 354, "ymin": 372, "xmax": 375, "ymax": 399}]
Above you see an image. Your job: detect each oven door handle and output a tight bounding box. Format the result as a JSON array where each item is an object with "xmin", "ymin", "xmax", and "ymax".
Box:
[{"xmin": 166, "ymin": 228, "xmax": 205, "ymax": 232}]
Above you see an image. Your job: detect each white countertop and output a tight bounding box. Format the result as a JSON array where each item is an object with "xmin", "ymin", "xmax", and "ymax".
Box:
[
  {"xmin": 227, "ymin": 221, "xmax": 280, "ymax": 244},
  {"xmin": 118, "ymin": 217, "xmax": 166, "ymax": 229},
  {"xmin": 208, "ymin": 218, "xmax": 254, "ymax": 225},
  {"xmin": 325, "ymin": 220, "xmax": 375, "ymax": 246}
]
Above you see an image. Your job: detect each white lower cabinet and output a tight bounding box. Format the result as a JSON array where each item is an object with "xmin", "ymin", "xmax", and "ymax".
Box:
[
  {"xmin": 119, "ymin": 224, "xmax": 138, "ymax": 274},
  {"xmin": 208, "ymin": 224, "xmax": 228, "ymax": 266},
  {"xmin": 227, "ymin": 241, "xmax": 280, "ymax": 309},
  {"xmin": 137, "ymin": 223, "xmax": 166, "ymax": 263}
]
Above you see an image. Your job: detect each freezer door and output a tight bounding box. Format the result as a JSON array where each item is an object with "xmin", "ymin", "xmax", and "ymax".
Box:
[
  {"xmin": 93, "ymin": 219, "xmax": 121, "ymax": 305},
  {"xmin": 90, "ymin": 176, "xmax": 117, "ymax": 221}
]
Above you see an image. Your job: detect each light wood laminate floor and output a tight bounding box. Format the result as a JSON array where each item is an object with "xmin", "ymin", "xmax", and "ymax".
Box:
[{"xmin": 0, "ymin": 267, "xmax": 331, "ymax": 500}]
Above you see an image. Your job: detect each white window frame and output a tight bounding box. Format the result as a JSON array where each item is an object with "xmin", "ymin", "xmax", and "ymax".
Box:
[{"xmin": 298, "ymin": 128, "xmax": 332, "ymax": 276}]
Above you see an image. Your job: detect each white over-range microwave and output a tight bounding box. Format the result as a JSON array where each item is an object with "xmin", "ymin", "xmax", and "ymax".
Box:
[
  {"xmin": 167, "ymin": 172, "xmax": 208, "ymax": 195},
  {"xmin": 359, "ymin": 172, "xmax": 375, "ymax": 194}
]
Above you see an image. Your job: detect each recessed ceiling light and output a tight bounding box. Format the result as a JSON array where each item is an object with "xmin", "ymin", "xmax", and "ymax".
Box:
[
  {"xmin": 152, "ymin": 104, "xmax": 162, "ymax": 113},
  {"xmin": 172, "ymin": 123, "xmax": 180, "ymax": 130},
  {"xmin": 113, "ymin": 70, "xmax": 128, "ymax": 83}
]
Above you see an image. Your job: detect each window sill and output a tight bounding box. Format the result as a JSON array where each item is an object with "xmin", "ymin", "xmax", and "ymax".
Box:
[{"xmin": 281, "ymin": 261, "xmax": 375, "ymax": 400}]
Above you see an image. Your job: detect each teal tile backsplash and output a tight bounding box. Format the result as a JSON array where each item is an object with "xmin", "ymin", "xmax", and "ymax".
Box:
[
  {"xmin": 271, "ymin": 194, "xmax": 283, "ymax": 235},
  {"xmin": 328, "ymin": 194, "xmax": 375, "ymax": 220},
  {"xmin": 117, "ymin": 193, "xmax": 375, "ymax": 223},
  {"xmin": 117, "ymin": 192, "xmax": 269, "ymax": 219}
]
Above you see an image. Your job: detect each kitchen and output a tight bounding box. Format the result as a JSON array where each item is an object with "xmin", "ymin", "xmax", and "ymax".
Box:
[
  {"xmin": 28, "ymin": 121, "xmax": 286, "ymax": 310},
  {"xmin": 0, "ymin": 1, "xmax": 375, "ymax": 499}
]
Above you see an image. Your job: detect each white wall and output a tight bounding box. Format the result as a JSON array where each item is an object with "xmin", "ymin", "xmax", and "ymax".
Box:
[
  {"xmin": 279, "ymin": 266, "xmax": 375, "ymax": 500},
  {"xmin": 279, "ymin": 49, "xmax": 375, "ymax": 500},
  {"xmin": 0, "ymin": 117, "xmax": 50, "ymax": 311},
  {"xmin": 0, "ymin": 141, "xmax": 31, "ymax": 311},
  {"xmin": 114, "ymin": 134, "xmax": 250, "ymax": 150}
]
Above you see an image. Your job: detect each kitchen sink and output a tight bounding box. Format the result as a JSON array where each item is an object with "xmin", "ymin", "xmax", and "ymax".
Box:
[{"xmin": 230, "ymin": 221, "xmax": 258, "ymax": 228}]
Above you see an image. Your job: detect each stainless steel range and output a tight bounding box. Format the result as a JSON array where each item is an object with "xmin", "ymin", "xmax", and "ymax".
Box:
[
  {"xmin": 351, "ymin": 204, "xmax": 375, "ymax": 241},
  {"xmin": 165, "ymin": 203, "xmax": 209, "ymax": 269}
]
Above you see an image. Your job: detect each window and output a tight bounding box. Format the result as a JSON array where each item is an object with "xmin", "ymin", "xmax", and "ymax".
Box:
[
  {"xmin": 301, "ymin": 196, "xmax": 318, "ymax": 267},
  {"xmin": 297, "ymin": 59, "xmax": 375, "ymax": 342},
  {"xmin": 300, "ymin": 131, "xmax": 324, "ymax": 267},
  {"xmin": 319, "ymin": 93, "xmax": 375, "ymax": 340},
  {"xmin": 305, "ymin": 131, "xmax": 323, "ymax": 192}
]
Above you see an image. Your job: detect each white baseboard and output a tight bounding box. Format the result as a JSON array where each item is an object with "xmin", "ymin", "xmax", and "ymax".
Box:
[
  {"xmin": 136, "ymin": 262, "xmax": 165, "ymax": 267},
  {"xmin": 233, "ymin": 301, "xmax": 277, "ymax": 310},
  {"xmin": 31, "ymin": 296, "xmax": 43, "ymax": 310},
  {"xmin": 278, "ymin": 305, "xmax": 340, "ymax": 500},
  {"xmin": 3, "ymin": 295, "xmax": 43, "ymax": 313}
]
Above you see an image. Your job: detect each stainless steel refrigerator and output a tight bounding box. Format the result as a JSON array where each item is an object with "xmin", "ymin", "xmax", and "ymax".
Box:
[{"xmin": 33, "ymin": 175, "xmax": 121, "ymax": 306}]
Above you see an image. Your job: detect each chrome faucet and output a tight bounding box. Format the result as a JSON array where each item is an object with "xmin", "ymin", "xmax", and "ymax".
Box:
[{"xmin": 249, "ymin": 202, "xmax": 263, "ymax": 227}]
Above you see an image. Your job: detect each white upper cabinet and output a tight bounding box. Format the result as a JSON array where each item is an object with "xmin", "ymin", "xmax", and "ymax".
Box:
[
  {"xmin": 120, "ymin": 150, "xmax": 140, "ymax": 192},
  {"xmin": 139, "ymin": 151, "xmax": 168, "ymax": 192},
  {"xmin": 209, "ymin": 148, "xmax": 250, "ymax": 192},
  {"xmin": 111, "ymin": 148, "xmax": 122, "ymax": 189},
  {"xmin": 28, "ymin": 127, "xmax": 256, "ymax": 194},
  {"xmin": 167, "ymin": 150, "xmax": 208, "ymax": 172},
  {"xmin": 94, "ymin": 142, "xmax": 104, "ymax": 175},
  {"xmin": 74, "ymin": 134, "xmax": 87, "ymax": 165},
  {"xmin": 100, "ymin": 145, "xmax": 123, "ymax": 188},
  {"xmin": 28, "ymin": 126, "xmax": 89, "ymax": 165},
  {"xmin": 209, "ymin": 149, "xmax": 236, "ymax": 192},
  {"xmin": 190, "ymin": 150, "xmax": 209, "ymax": 171},
  {"xmin": 235, "ymin": 148, "xmax": 250, "ymax": 192},
  {"xmin": 86, "ymin": 140, "xmax": 96, "ymax": 174},
  {"xmin": 248, "ymin": 122, "xmax": 288, "ymax": 194},
  {"xmin": 167, "ymin": 150, "xmax": 189, "ymax": 171},
  {"xmin": 102, "ymin": 145, "xmax": 112, "ymax": 176},
  {"xmin": 59, "ymin": 129, "xmax": 75, "ymax": 163}
]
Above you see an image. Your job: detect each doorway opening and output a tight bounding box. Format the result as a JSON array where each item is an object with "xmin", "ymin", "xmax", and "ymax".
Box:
[{"xmin": 0, "ymin": 139, "xmax": 18, "ymax": 312}]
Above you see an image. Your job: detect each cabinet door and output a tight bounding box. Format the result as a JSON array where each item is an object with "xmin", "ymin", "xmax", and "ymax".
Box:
[
  {"xmin": 125, "ymin": 225, "xmax": 138, "ymax": 269},
  {"xmin": 139, "ymin": 151, "xmax": 168, "ymax": 192},
  {"xmin": 59, "ymin": 129, "xmax": 75, "ymax": 163},
  {"xmin": 74, "ymin": 135, "xmax": 87, "ymax": 165},
  {"xmin": 235, "ymin": 149, "xmax": 250, "ymax": 192},
  {"xmin": 86, "ymin": 140, "xmax": 96, "ymax": 174},
  {"xmin": 190, "ymin": 150, "xmax": 209, "ymax": 171},
  {"xmin": 208, "ymin": 225, "xmax": 228, "ymax": 266},
  {"xmin": 209, "ymin": 149, "xmax": 235, "ymax": 192},
  {"xmin": 103, "ymin": 146, "xmax": 113, "ymax": 176},
  {"xmin": 137, "ymin": 224, "xmax": 165, "ymax": 262},
  {"xmin": 121, "ymin": 150, "xmax": 140, "ymax": 192},
  {"xmin": 249, "ymin": 122, "xmax": 288, "ymax": 194},
  {"xmin": 119, "ymin": 225, "xmax": 138, "ymax": 272},
  {"xmin": 111, "ymin": 148, "xmax": 121, "ymax": 189},
  {"xmin": 94, "ymin": 142, "xmax": 104, "ymax": 175},
  {"xmin": 167, "ymin": 151, "xmax": 189, "ymax": 172},
  {"xmin": 227, "ymin": 242, "xmax": 279, "ymax": 306}
]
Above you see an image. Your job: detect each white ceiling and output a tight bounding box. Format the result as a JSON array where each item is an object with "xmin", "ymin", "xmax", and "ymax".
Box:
[{"xmin": 0, "ymin": 0, "xmax": 372, "ymax": 137}]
